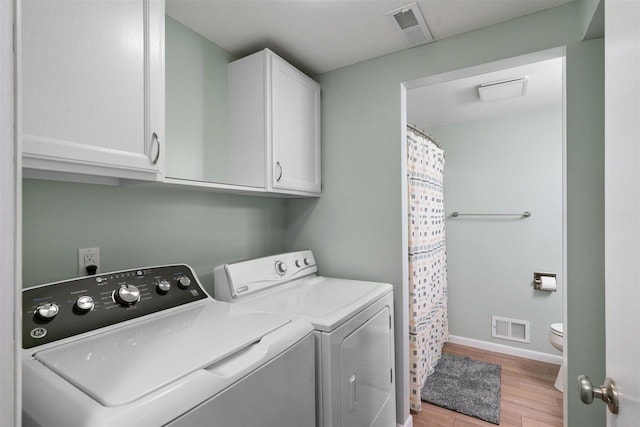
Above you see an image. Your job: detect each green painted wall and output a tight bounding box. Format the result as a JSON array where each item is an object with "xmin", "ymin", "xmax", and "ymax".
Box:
[
  {"xmin": 165, "ymin": 16, "xmax": 236, "ymax": 183},
  {"xmin": 428, "ymin": 108, "xmax": 563, "ymax": 355},
  {"xmin": 579, "ymin": 0, "xmax": 604, "ymax": 39},
  {"xmin": 565, "ymin": 38, "xmax": 605, "ymax": 427},
  {"xmin": 22, "ymin": 179, "xmax": 287, "ymax": 295},
  {"xmin": 287, "ymin": 3, "xmax": 604, "ymax": 425}
]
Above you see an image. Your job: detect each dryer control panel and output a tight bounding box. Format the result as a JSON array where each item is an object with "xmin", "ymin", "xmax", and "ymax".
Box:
[
  {"xmin": 214, "ymin": 250, "xmax": 318, "ymax": 301},
  {"xmin": 22, "ymin": 265, "xmax": 208, "ymax": 349}
]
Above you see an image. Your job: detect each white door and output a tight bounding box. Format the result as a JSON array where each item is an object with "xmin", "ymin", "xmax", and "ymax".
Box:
[{"xmin": 602, "ymin": 0, "xmax": 640, "ymax": 424}]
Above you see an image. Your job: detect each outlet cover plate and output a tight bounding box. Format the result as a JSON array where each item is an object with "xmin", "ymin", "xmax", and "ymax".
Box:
[{"xmin": 78, "ymin": 247, "xmax": 100, "ymax": 276}]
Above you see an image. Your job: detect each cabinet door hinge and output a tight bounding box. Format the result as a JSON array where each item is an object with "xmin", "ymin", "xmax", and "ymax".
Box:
[
  {"xmin": 390, "ymin": 368, "xmax": 393, "ymax": 383},
  {"xmin": 389, "ymin": 314, "xmax": 392, "ymax": 330}
]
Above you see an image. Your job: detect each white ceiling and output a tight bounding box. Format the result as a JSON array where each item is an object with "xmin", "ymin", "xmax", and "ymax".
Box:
[
  {"xmin": 407, "ymin": 57, "xmax": 563, "ymax": 128},
  {"xmin": 166, "ymin": 0, "xmax": 574, "ymax": 75}
]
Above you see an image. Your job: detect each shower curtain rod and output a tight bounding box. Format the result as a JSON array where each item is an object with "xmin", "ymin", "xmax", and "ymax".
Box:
[{"xmin": 407, "ymin": 123, "xmax": 443, "ymax": 150}]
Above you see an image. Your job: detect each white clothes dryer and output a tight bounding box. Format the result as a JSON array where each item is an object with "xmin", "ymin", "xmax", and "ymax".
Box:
[
  {"xmin": 22, "ymin": 264, "xmax": 316, "ymax": 427},
  {"xmin": 214, "ymin": 250, "xmax": 396, "ymax": 427}
]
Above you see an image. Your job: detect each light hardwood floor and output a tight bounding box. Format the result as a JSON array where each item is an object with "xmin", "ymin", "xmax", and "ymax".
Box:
[{"xmin": 412, "ymin": 342, "xmax": 563, "ymax": 427}]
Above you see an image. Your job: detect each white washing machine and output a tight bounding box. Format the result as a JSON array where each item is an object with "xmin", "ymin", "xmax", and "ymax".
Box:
[
  {"xmin": 22, "ymin": 264, "xmax": 316, "ymax": 427},
  {"xmin": 214, "ymin": 250, "xmax": 396, "ymax": 427}
]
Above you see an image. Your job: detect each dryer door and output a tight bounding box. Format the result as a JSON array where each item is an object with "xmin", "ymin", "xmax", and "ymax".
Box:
[{"xmin": 339, "ymin": 306, "xmax": 394, "ymax": 427}]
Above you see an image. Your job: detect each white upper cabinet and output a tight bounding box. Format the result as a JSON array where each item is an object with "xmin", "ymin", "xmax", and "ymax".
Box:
[
  {"xmin": 228, "ymin": 49, "xmax": 321, "ymax": 196},
  {"xmin": 20, "ymin": 0, "xmax": 164, "ymax": 182}
]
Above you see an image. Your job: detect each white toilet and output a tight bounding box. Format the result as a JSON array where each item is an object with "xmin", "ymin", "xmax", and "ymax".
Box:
[{"xmin": 549, "ymin": 323, "xmax": 565, "ymax": 392}]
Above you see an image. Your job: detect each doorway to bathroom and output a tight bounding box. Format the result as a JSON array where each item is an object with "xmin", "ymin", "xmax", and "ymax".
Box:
[{"xmin": 402, "ymin": 47, "xmax": 566, "ymax": 423}]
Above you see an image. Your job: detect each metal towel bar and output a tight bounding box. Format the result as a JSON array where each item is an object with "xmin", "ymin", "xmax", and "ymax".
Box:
[{"xmin": 451, "ymin": 211, "xmax": 531, "ymax": 218}]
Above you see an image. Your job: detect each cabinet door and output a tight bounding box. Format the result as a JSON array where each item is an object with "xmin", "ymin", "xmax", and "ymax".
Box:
[
  {"xmin": 270, "ymin": 55, "xmax": 321, "ymax": 194},
  {"xmin": 20, "ymin": 0, "xmax": 164, "ymax": 180}
]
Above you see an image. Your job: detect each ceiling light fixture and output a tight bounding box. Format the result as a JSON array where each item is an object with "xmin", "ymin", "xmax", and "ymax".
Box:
[
  {"xmin": 386, "ymin": 2, "xmax": 434, "ymax": 47},
  {"xmin": 478, "ymin": 78, "xmax": 528, "ymax": 102}
]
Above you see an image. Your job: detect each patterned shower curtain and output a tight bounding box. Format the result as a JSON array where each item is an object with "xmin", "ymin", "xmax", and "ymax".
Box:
[{"xmin": 407, "ymin": 125, "xmax": 449, "ymax": 412}]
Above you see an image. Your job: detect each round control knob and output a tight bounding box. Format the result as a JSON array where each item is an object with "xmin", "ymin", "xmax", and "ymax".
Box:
[
  {"xmin": 157, "ymin": 279, "xmax": 171, "ymax": 293},
  {"xmin": 114, "ymin": 284, "xmax": 141, "ymax": 306},
  {"xmin": 177, "ymin": 276, "xmax": 191, "ymax": 289},
  {"xmin": 35, "ymin": 303, "xmax": 59, "ymax": 320},
  {"xmin": 295, "ymin": 260, "xmax": 302, "ymax": 268},
  {"xmin": 74, "ymin": 296, "xmax": 94, "ymax": 313},
  {"xmin": 303, "ymin": 258, "xmax": 310, "ymax": 266},
  {"xmin": 275, "ymin": 261, "xmax": 287, "ymax": 275}
]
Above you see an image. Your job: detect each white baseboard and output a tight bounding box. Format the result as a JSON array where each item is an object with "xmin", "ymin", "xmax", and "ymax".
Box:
[
  {"xmin": 448, "ymin": 335, "xmax": 562, "ymax": 365},
  {"xmin": 397, "ymin": 414, "xmax": 413, "ymax": 427}
]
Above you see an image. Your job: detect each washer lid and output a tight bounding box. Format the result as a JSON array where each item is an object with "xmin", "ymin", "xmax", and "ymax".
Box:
[
  {"xmin": 33, "ymin": 301, "xmax": 290, "ymax": 407},
  {"xmin": 550, "ymin": 322, "xmax": 563, "ymax": 336},
  {"xmin": 242, "ymin": 277, "xmax": 392, "ymax": 332}
]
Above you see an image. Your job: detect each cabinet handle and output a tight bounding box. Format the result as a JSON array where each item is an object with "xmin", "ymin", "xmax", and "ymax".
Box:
[
  {"xmin": 151, "ymin": 132, "xmax": 161, "ymax": 165},
  {"xmin": 276, "ymin": 161, "xmax": 283, "ymax": 182}
]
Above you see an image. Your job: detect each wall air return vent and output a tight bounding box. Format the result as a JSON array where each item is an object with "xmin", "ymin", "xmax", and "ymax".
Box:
[
  {"xmin": 491, "ymin": 315, "xmax": 530, "ymax": 343},
  {"xmin": 386, "ymin": 2, "xmax": 434, "ymax": 47}
]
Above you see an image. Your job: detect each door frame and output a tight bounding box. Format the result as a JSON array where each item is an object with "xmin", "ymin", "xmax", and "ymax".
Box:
[{"xmin": 1, "ymin": 0, "xmax": 20, "ymax": 425}]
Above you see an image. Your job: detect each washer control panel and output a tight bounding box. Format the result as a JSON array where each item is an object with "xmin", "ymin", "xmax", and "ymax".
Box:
[{"xmin": 22, "ymin": 265, "xmax": 207, "ymax": 349}]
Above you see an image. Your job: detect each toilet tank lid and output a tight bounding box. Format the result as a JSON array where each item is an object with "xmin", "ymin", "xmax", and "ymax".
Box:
[{"xmin": 551, "ymin": 323, "xmax": 563, "ymax": 335}]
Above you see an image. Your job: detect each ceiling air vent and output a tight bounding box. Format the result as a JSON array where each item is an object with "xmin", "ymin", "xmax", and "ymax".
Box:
[
  {"xmin": 386, "ymin": 3, "xmax": 434, "ymax": 47},
  {"xmin": 478, "ymin": 78, "xmax": 528, "ymax": 102}
]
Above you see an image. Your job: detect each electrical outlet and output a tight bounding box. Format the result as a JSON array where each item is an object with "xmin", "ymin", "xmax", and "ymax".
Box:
[{"xmin": 78, "ymin": 247, "xmax": 100, "ymax": 276}]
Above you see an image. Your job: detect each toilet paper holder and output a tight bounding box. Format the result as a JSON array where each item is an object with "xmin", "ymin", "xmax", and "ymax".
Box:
[{"xmin": 534, "ymin": 272, "xmax": 557, "ymax": 292}]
